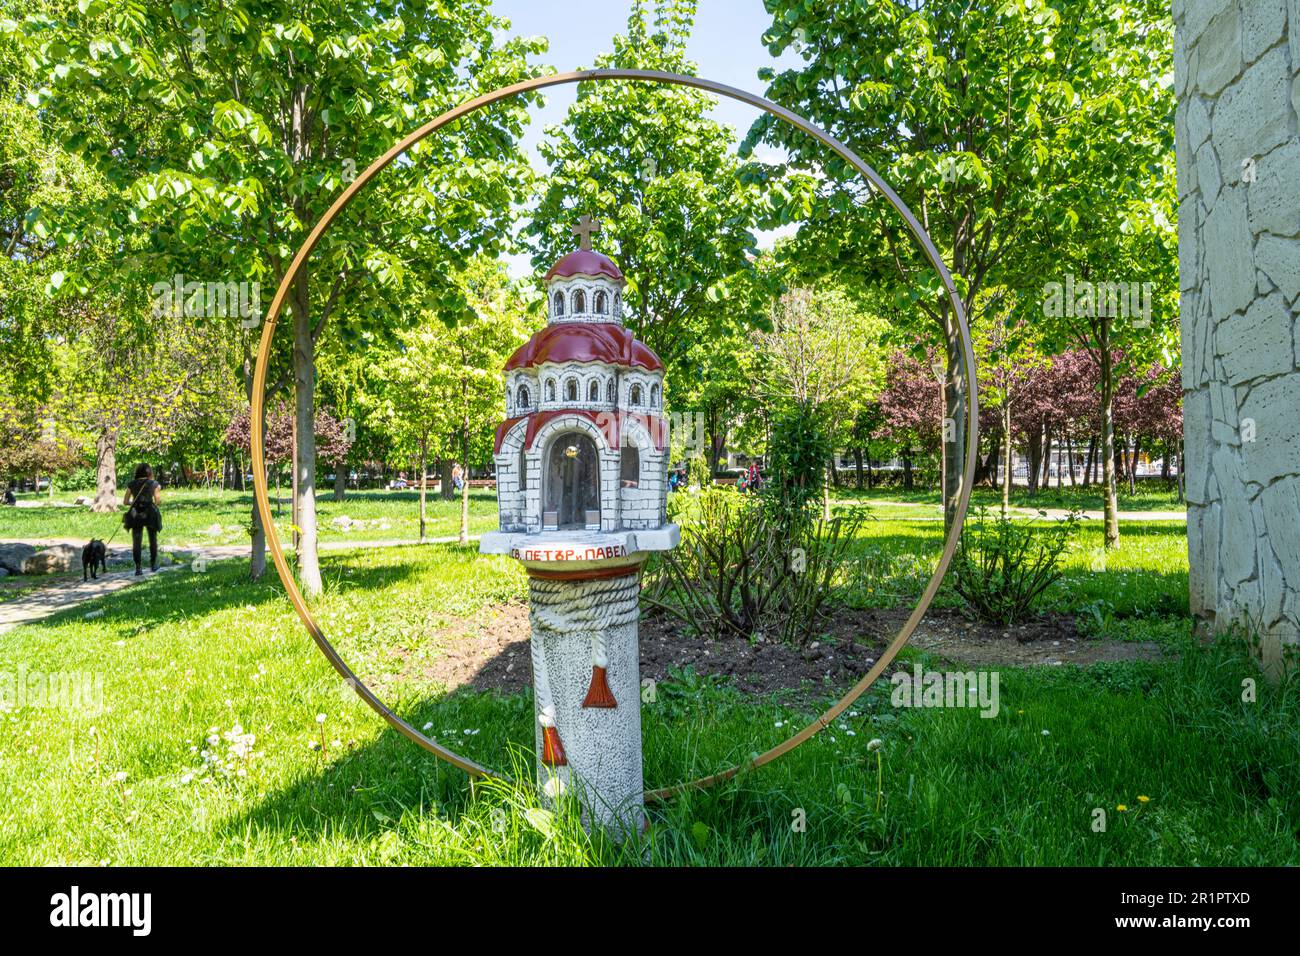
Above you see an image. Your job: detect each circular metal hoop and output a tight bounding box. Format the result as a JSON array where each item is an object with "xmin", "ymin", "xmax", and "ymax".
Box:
[{"xmin": 251, "ymin": 68, "xmax": 979, "ymax": 801}]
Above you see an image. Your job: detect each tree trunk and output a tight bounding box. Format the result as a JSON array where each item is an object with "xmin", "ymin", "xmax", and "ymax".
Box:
[
  {"xmin": 1001, "ymin": 401, "xmax": 1012, "ymax": 515},
  {"xmin": 853, "ymin": 448, "xmax": 864, "ymax": 490},
  {"xmin": 91, "ymin": 425, "xmax": 119, "ymax": 512},
  {"xmin": 459, "ymin": 372, "xmax": 471, "ymax": 547},
  {"xmin": 1066, "ymin": 433, "xmax": 1077, "ymax": 486},
  {"xmin": 902, "ymin": 454, "xmax": 913, "ymax": 491},
  {"xmin": 1128, "ymin": 435, "xmax": 1139, "ymax": 496},
  {"xmin": 1099, "ymin": 340, "xmax": 1120, "ymax": 549},
  {"xmin": 440, "ymin": 456, "xmax": 454, "ymax": 501},
  {"xmin": 292, "ymin": 276, "xmax": 322, "ymax": 597},
  {"xmin": 942, "ymin": 317, "xmax": 966, "ymax": 530},
  {"xmin": 334, "ymin": 464, "xmax": 346, "ymax": 502},
  {"xmin": 418, "ymin": 436, "xmax": 428, "ymax": 543}
]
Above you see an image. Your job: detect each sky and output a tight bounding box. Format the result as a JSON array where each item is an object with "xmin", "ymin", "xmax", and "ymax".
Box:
[{"xmin": 491, "ymin": 0, "xmax": 800, "ymax": 274}]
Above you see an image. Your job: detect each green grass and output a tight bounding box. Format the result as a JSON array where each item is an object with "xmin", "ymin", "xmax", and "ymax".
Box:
[
  {"xmin": 0, "ymin": 487, "xmax": 500, "ymax": 548},
  {"xmin": 828, "ymin": 480, "xmax": 1186, "ymax": 514},
  {"xmin": 0, "ymin": 511, "xmax": 1294, "ymax": 865}
]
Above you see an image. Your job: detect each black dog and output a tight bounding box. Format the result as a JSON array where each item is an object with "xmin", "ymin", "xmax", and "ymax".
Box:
[{"xmin": 82, "ymin": 539, "xmax": 108, "ymax": 581}]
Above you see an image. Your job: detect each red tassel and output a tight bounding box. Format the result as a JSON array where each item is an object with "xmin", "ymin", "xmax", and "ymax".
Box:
[
  {"xmin": 582, "ymin": 665, "xmax": 617, "ymax": 709},
  {"xmin": 541, "ymin": 725, "xmax": 567, "ymax": 766}
]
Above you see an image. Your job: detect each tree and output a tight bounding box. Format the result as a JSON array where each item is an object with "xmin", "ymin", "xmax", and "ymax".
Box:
[
  {"xmin": 755, "ymin": 286, "xmax": 887, "ymax": 517},
  {"xmin": 527, "ymin": 0, "xmax": 767, "ymax": 374},
  {"xmin": 744, "ymin": 0, "xmax": 1177, "ymax": 531},
  {"xmin": 16, "ymin": 0, "xmax": 545, "ymax": 594},
  {"xmin": 877, "ymin": 347, "xmax": 945, "ymax": 491},
  {"xmin": 368, "ymin": 257, "xmax": 536, "ymax": 544}
]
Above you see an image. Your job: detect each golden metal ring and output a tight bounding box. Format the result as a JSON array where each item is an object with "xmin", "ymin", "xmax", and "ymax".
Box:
[{"xmin": 250, "ymin": 68, "xmax": 979, "ymax": 801}]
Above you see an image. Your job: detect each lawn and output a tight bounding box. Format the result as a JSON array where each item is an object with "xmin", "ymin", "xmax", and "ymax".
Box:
[
  {"xmin": 0, "ymin": 487, "xmax": 500, "ymax": 548},
  {"xmin": 1, "ymin": 506, "xmax": 1295, "ymax": 866},
  {"xmin": 828, "ymin": 480, "xmax": 1186, "ymax": 514}
]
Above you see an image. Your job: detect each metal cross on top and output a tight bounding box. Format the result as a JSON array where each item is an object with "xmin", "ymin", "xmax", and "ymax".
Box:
[{"xmin": 571, "ymin": 214, "xmax": 601, "ymax": 251}]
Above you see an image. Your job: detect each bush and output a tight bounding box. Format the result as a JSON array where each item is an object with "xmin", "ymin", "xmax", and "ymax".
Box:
[
  {"xmin": 645, "ymin": 487, "xmax": 866, "ymax": 644},
  {"xmin": 761, "ymin": 401, "xmax": 831, "ymax": 537},
  {"xmin": 952, "ymin": 508, "xmax": 1079, "ymax": 626}
]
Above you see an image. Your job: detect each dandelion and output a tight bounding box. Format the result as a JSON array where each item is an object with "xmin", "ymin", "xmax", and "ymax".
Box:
[
  {"xmin": 1117, "ymin": 804, "xmax": 1128, "ymax": 812},
  {"xmin": 112, "ymin": 771, "xmax": 128, "ymax": 783},
  {"xmin": 867, "ymin": 738, "xmax": 883, "ymax": 752},
  {"xmin": 1137, "ymin": 795, "xmax": 1150, "ymax": 803},
  {"xmin": 315, "ymin": 713, "xmax": 327, "ymax": 724},
  {"xmin": 1041, "ymin": 729, "xmax": 1050, "ymax": 736}
]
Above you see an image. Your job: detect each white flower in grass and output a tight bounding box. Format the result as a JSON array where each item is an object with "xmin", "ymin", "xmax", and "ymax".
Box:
[
  {"xmin": 316, "ymin": 713, "xmax": 327, "ymax": 724},
  {"xmin": 422, "ymin": 722, "xmax": 433, "ymax": 731},
  {"xmin": 1041, "ymin": 729, "xmax": 1050, "ymax": 736},
  {"xmin": 867, "ymin": 738, "xmax": 884, "ymax": 752},
  {"xmin": 112, "ymin": 771, "xmax": 128, "ymax": 783}
]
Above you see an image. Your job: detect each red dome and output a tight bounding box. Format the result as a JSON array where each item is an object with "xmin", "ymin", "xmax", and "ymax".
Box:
[
  {"xmin": 544, "ymin": 248, "xmax": 624, "ymax": 283},
  {"xmin": 505, "ymin": 323, "xmax": 662, "ymax": 372}
]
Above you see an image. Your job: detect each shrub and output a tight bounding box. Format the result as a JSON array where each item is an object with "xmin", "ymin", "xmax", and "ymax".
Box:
[
  {"xmin": 952, "ymin": 508, "xmax": 1079, "ymax": 626},
  {"xmin": 645, "ymin": 487, "xmax": 866, "ymax": 645}
]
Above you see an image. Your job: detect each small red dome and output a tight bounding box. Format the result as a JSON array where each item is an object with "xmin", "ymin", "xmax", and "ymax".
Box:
[
  {"xmin": 505, "ymin": 323, "xmax": 662, "ymax": 372},
  {"xmin": 544, "ymin": 249, "xmax": 624, "ymax": 283}
]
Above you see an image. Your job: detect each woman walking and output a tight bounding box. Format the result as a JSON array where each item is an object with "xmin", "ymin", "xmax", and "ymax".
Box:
[{"xmin": 123, "ymin": 463, "xmax": 163, "ymax": 575}]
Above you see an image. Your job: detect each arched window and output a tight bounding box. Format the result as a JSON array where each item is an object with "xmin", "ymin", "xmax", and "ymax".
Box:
[
  {"xmin": 620, "ymin": 444, "xmax": 640, "ymax": 488},
  {"xmin": 650, "ymin": 383, "xmax": 660, "ymax": 407},
  {"xmin": 595, "ymin": 291, "xmax": 608, "ymax": 314},
  {"xmin": 518, "ymin": 446, "xmax": 528, "ymax": 491},
  {"xmin": 630, "ymin": 384, "xmax": 643, "ymax": 406},
  {"xmin": 517, "ymin": 384, "xmax": 530, "ymax": 409},
  {"xmin": 588, "ymin": 379, "xmax": 600, "ymax": 402},
  {"xmin": 607, "ymin": 379, "xmax": 616, "ymax": 404},
  {"xmin": 613, "ymin": 292, "xmax": 622, "ymax": 316},
  {"xmin": 565, "ymin": 378, "xmax": 578, "ymax": 402},
  {"xmin": 573, "ymin": 289, "xmax": 586, "ymax": 313},
  {"xmin": 545, "ymin": 379, "xmax": 556, "ymax": 402},
  {"xmin": 553, "ymin": 292, "xmax": 565, "ymax": 316}
]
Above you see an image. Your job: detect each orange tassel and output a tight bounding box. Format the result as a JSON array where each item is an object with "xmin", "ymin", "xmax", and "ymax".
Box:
[
  {"xmin": 582, "ymin": 665, "xmax": 617, "ymax": 708},
  {"xmin": 541, "ymin": 725, "xmax": 567, "ymax": 766}
]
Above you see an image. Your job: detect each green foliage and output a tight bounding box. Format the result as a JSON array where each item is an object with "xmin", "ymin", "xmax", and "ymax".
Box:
[
  {"xmin": 528, "ymin": 0, "xmax": 769, "ymax": 371},
  {"xmin": 761, "ymin": 400, "xmax": 830, "ymax": 535},
  {"xmin": 646, "ymin": 487, "xmax": 864, "ymax": 645},
  {"xmin": 953, "ymin": 508, "xmax": 1080, "ymax": 626}
]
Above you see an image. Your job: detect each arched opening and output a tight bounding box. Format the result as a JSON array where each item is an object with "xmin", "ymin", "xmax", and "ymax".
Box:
[
  {"xmin": 588, "ymin": 379, "xmax": 600, "ymax": 402},
  {"xmin": 595, "ymin": 291, "xmax": 608, "ymax": 314},
  {"xmin": 553, "ymin": 292, "xmax": 565, "ymax": 316},
  {"xmin": 630, "ymin": 383, "xmax": 643, "ymax": 406},
  {"xmin": 545, "ymin": 379, "xmax": 556, "ymax": 403},
  {"xmin": 544, "ymin": 433, "xmax": 601, "ymax": 530},
  {"xmin": 565, "ymin": 378, "xmax": 578, "ymax": 402},
  {"xmin": 613, "ymin": 292, "xmax": 622, "ymax": 316},
  {"xmin": 607, "ymin": 378, "xmax": 616, "ymax": 404},
  {"xmin": 650, "ymin": 383, "xmax": 660, "ymax": 407},
  {"xmin": 620, "ymin": 444, "xmax": 640, "ymax": 488},
  {"xmin": 517, "ymin": 383, "xmax": 530, "ymax": 409},
  {"xmin": 573, "ymin": 289, "xmax": 586, "ymax": 313}
]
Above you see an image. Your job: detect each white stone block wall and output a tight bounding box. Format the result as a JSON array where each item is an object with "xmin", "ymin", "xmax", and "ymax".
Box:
[{"xmin": 1175, "ymin": 0, "xmax": 1300, "ymax": 672}]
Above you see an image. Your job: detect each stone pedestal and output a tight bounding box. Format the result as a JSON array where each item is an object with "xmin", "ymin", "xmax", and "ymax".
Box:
[
  {"xmin": 482, "ymin": 526, "xmax": 677, "ymax": 838},
  {"xmin": 527, "ymin": 568, "xmax": 644, "ymax": 838}
]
